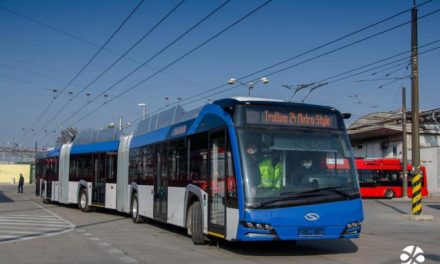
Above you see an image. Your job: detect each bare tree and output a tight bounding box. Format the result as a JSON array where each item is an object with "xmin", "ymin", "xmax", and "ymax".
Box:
[{"xmin": 55, "ymin": 127, "xmax": 78, "ymax": 146}]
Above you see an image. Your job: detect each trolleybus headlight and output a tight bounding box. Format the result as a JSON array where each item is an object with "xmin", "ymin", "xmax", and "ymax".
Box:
[
  {"xmin": 241, "ymin": 221, "xmax": 273, "ymax": 231},
  {"xmin": 346, "ymin": 221, "xmax": 362, "ymax": 229}
]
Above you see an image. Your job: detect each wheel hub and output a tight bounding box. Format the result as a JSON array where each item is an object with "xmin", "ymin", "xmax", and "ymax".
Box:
[
  {"xmin": 132, "ymin": 200, "xmax": 137, "ymax": 217},
  {"xmin": 80, "ymin": 193, "xmax": 86, "ymax": 208}
]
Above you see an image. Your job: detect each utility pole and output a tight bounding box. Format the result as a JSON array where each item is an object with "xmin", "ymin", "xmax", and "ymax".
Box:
[
  {"xmin": 402, "ymin": 87, "xmax": 408, "ymax": 198},
  {"xmin": 411, "ymin": 0, "xmax": 420, "ymax": 178},
  {"xmin": 408, "ymin": 0, "xmax": 431, "ymax": 219},
  {"xmin": 34, "ymin": 140, "xmax": 37, "ymax": 184}
]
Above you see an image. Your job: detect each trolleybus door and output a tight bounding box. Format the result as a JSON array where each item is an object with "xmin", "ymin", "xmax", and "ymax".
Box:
[
  {"xmin": 154, "ymin": 143, "xmax": 168, "ymax": 222},
  {"xmin": 92, "ymin": 154, "xmax": 105, "ymax": 205},
  {"xmin": 208, "ymin": 130, "xmax": 226, "ymax": 236}
]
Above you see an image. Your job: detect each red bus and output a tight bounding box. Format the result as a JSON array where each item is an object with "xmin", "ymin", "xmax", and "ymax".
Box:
[{"xmin": 355, "ymin": 158, "xmax": 428, "ymax": 198}]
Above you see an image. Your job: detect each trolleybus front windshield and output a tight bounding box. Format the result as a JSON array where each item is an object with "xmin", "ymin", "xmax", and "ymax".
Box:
[{"xmin": 237, "ymin": 127, "xmax": 359, "ymax": 208}]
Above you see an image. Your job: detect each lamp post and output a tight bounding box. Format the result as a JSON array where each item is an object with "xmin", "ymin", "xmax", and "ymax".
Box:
[
  {"xmin": 138, "ymin": 103, "xmax": 146, "ymax": 120},
  {"xmin": 228, "ymin": 77, "xmax": 269, "ymax": 96}
]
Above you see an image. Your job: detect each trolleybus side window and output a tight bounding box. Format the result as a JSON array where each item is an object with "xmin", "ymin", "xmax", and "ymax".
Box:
[
  {"xmin": 168, "ymin": 139, "xmax": 187, "ymax": 187},
  {"xmin": 105, "ymin": 153, "xmax": 117, "ymax": 183},
  {"xmin": 69, "ymin": 156, "xmax": 77, "ymax": 180},
  {"xmin": 129, "ymin": 148, "xmax": 139, "ymax": 183},
  {"xmin": 142, "ymin": 145, "xmax": 155, "ymax": 185}
]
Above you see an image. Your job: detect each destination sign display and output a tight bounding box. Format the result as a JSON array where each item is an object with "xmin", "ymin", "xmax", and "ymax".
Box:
[{"xmin": 245, "ymin": 108, "xmax": 338, "ymax": 129}]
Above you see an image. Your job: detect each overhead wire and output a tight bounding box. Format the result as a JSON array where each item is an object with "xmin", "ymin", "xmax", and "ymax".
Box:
[
  {"xmin": 28, "ymin": 0, "xmax": 145, "ymax": 137},
  {"xmin": 0, "ymin": 3, "xmax": 213, "ymax": 93},
  {"xmin": 69, "ymin": 0, "xmax": 273, "ymax": 126},
  {"xmin": 143, "ymin": 0, "xmax": 435, "ymax": 115},
  {"xmin": 34, "ymin": 0, "xmax": 184, "ymax": 137},
  {"xmin": 169, "ymin": 8, "xmax": 440, "ymax": 110},
  {"xmin": 22, "ymin": 0, "xmax": 146, "ymax": 147},
  {"xmin": 24, "ymin": 1, "xmax": 439, "ymax": 145},
  {"xmin": 254, "ymin": 8, "xmax": 440, "ymax": 82},
  {"xmin": 0, "ymin": 72, "xmax": 55, "ymax": 92},
  {"xmin": 59, "ymin": 0, "xmax": 231, "ymax": 126},
  {"xmin": 319, "ymin": 44, "xmax": 440, "ymax": 105},
  {"xmin": 141, "ymin": 38, "xmax": 440, "ymax": 127}
]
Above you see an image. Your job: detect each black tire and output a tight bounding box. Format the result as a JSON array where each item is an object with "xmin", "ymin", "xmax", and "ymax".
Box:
[
  {"xmin": 186, "ymin": 204, "xmax": 193, "ymax": 236},
  {"xmin": 191, "ymin": 201, "xmax": 206, "ymax": 245},
  {"xmin": 384, "ymin": 189, "xmax": 394, "ymax": 199},
  {"xmin": 79, "ymin": 189, "xmax": 92, "ymax": 212},
  {"xmin": 131, "ymin": 193, "xmax": 144, "ymax": 223}
]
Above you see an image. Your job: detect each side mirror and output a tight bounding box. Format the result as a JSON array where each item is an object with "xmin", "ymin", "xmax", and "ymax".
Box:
[{"xmin": 341, "ymin": 113, "xmax": 351, "ymax": 119}]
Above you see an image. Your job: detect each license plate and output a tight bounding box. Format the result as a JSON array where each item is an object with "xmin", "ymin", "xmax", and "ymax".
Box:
[{"xmin": 298, "ymin": 228, "xmax": 325, "ymax": 237}]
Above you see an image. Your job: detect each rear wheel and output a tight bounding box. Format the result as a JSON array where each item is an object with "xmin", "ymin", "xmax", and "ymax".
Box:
[
  {"xmin": 186, "ymin": 203, "xmax": 194, "ymax": 236},
  {"xmin": 384, "ymin": 189, "xmax": 394, "ymax": 199},
  {"xmin": 79, "ymin": 189, "xmax": 92, "ymax": 212},
  {"xmin": 131, "ymin": 193, "xmax": 144, "ymax": 223},
  {"xmin": 191, "ymin": 201, "xmax": 206, "ymax": 245}
]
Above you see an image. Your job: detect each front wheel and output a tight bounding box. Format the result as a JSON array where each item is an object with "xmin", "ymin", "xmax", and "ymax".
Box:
[
  {"xmin": 384, "ymin": 189, "xmax": 394, "ymax": 199},
  {"xmin": 131, "ymin": 193, "xmax": 144, "ymax": 223},
  {"xmin": 190, "ymin": 201, "xmax": 206, "ymax": 245},
  {"xmin": 79, "ymin": 189, "xmax": 92, "ymax": 212}
]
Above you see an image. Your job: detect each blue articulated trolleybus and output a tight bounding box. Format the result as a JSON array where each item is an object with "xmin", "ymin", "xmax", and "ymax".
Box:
[{"xmin": 36, "ymin": 97, "xmax": 363, "ymax": 244}]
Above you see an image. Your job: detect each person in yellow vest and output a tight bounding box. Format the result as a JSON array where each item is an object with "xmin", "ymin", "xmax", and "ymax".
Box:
[{"xmin": 258, "ymin": 150, "xmax": 283, "ymax": 189}]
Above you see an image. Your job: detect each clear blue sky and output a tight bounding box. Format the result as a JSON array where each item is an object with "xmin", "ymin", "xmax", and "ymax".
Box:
[{"xmin": 1, "ymin": 0, "xmax": 439, "ymax": 148}]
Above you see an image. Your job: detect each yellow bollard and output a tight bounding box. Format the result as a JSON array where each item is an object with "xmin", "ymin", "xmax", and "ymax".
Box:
[{"xmin": 411, "ymin": 174, "xmax": 422, "ymax": 215}]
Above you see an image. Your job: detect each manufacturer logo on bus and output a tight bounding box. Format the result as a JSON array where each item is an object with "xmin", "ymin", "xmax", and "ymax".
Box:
[{"xmin": 304, "ymin": 213, "xmax": 320, "ymax": 221}]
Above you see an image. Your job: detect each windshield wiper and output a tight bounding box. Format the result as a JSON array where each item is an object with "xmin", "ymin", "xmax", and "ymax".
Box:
[
  {"xmin": 300, "ymin": 187, "xmax": 360, "ymax": 198},
  {"xmin": 249, "ymin": 192, "xmax": 323, "ymax": 209}
]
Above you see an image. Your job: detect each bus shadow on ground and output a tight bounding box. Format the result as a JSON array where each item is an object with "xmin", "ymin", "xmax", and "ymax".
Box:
[
  {"xmin": 426, "ymin": 204, "xmax": 440, "ymax": 210},
  {"xmin": 0, "ymin": 190, "xmax": 14, "ymax": 203},
  {"xmin": 216, "ymin": 239, "xmax": 358, "ymax": 256},
  {"xmin": 136, "ymin": 220, "xmax": 359, "ymax": 257},
  {"xmin": 44, "ymin": 202, "xmax": 360, "ymax": 256},
  {"xmin": 140, "ymin": 219, "xmax": 359, "ymax": 256},
  {"xmin": 374, "ymin": 200, "xmax": 407, "ymax": 214}
]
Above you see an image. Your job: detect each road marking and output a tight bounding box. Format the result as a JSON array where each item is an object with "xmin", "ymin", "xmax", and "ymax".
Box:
[
  {"xmin": 1, "ymin": 214, "xmax": 60, "ymax": 218},
  {"xmin": 0, "ymin": 235, "xmax": 16, "ymax": 239},
  {"xmin": 0, "ymin": 215, "xmax": 60, "ymax": 221},
  {"xmin": 108, "ymin": 248, "xmax": 123, "ymax": 254},
  {"xmin": 0, "ymin": 198, "xmax": 75, "ymax": 244},
  {"xmin": 98, "ymin": 241, "xmax": 112, "ymax": 247},
  {"xmin": 0, "ymin": 230, "xmax": 40, "ymax": 234},
  {"xmin": 120, "ymin": 256, "xmax": 139, "ymax": 263},
  {"xmin": 0, "ymin": 222, "xmax": 72, "ymax": 227}
]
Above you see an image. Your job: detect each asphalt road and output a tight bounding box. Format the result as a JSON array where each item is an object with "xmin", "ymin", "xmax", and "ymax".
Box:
[{"xmin": 1, "ymin": 184, "xmax": 439, "ymax": 264}]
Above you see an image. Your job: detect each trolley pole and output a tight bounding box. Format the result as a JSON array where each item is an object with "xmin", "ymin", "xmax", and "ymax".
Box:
[{"xmin": 402, "ymin": 87, "xmax": 408, "ymax": 198}]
